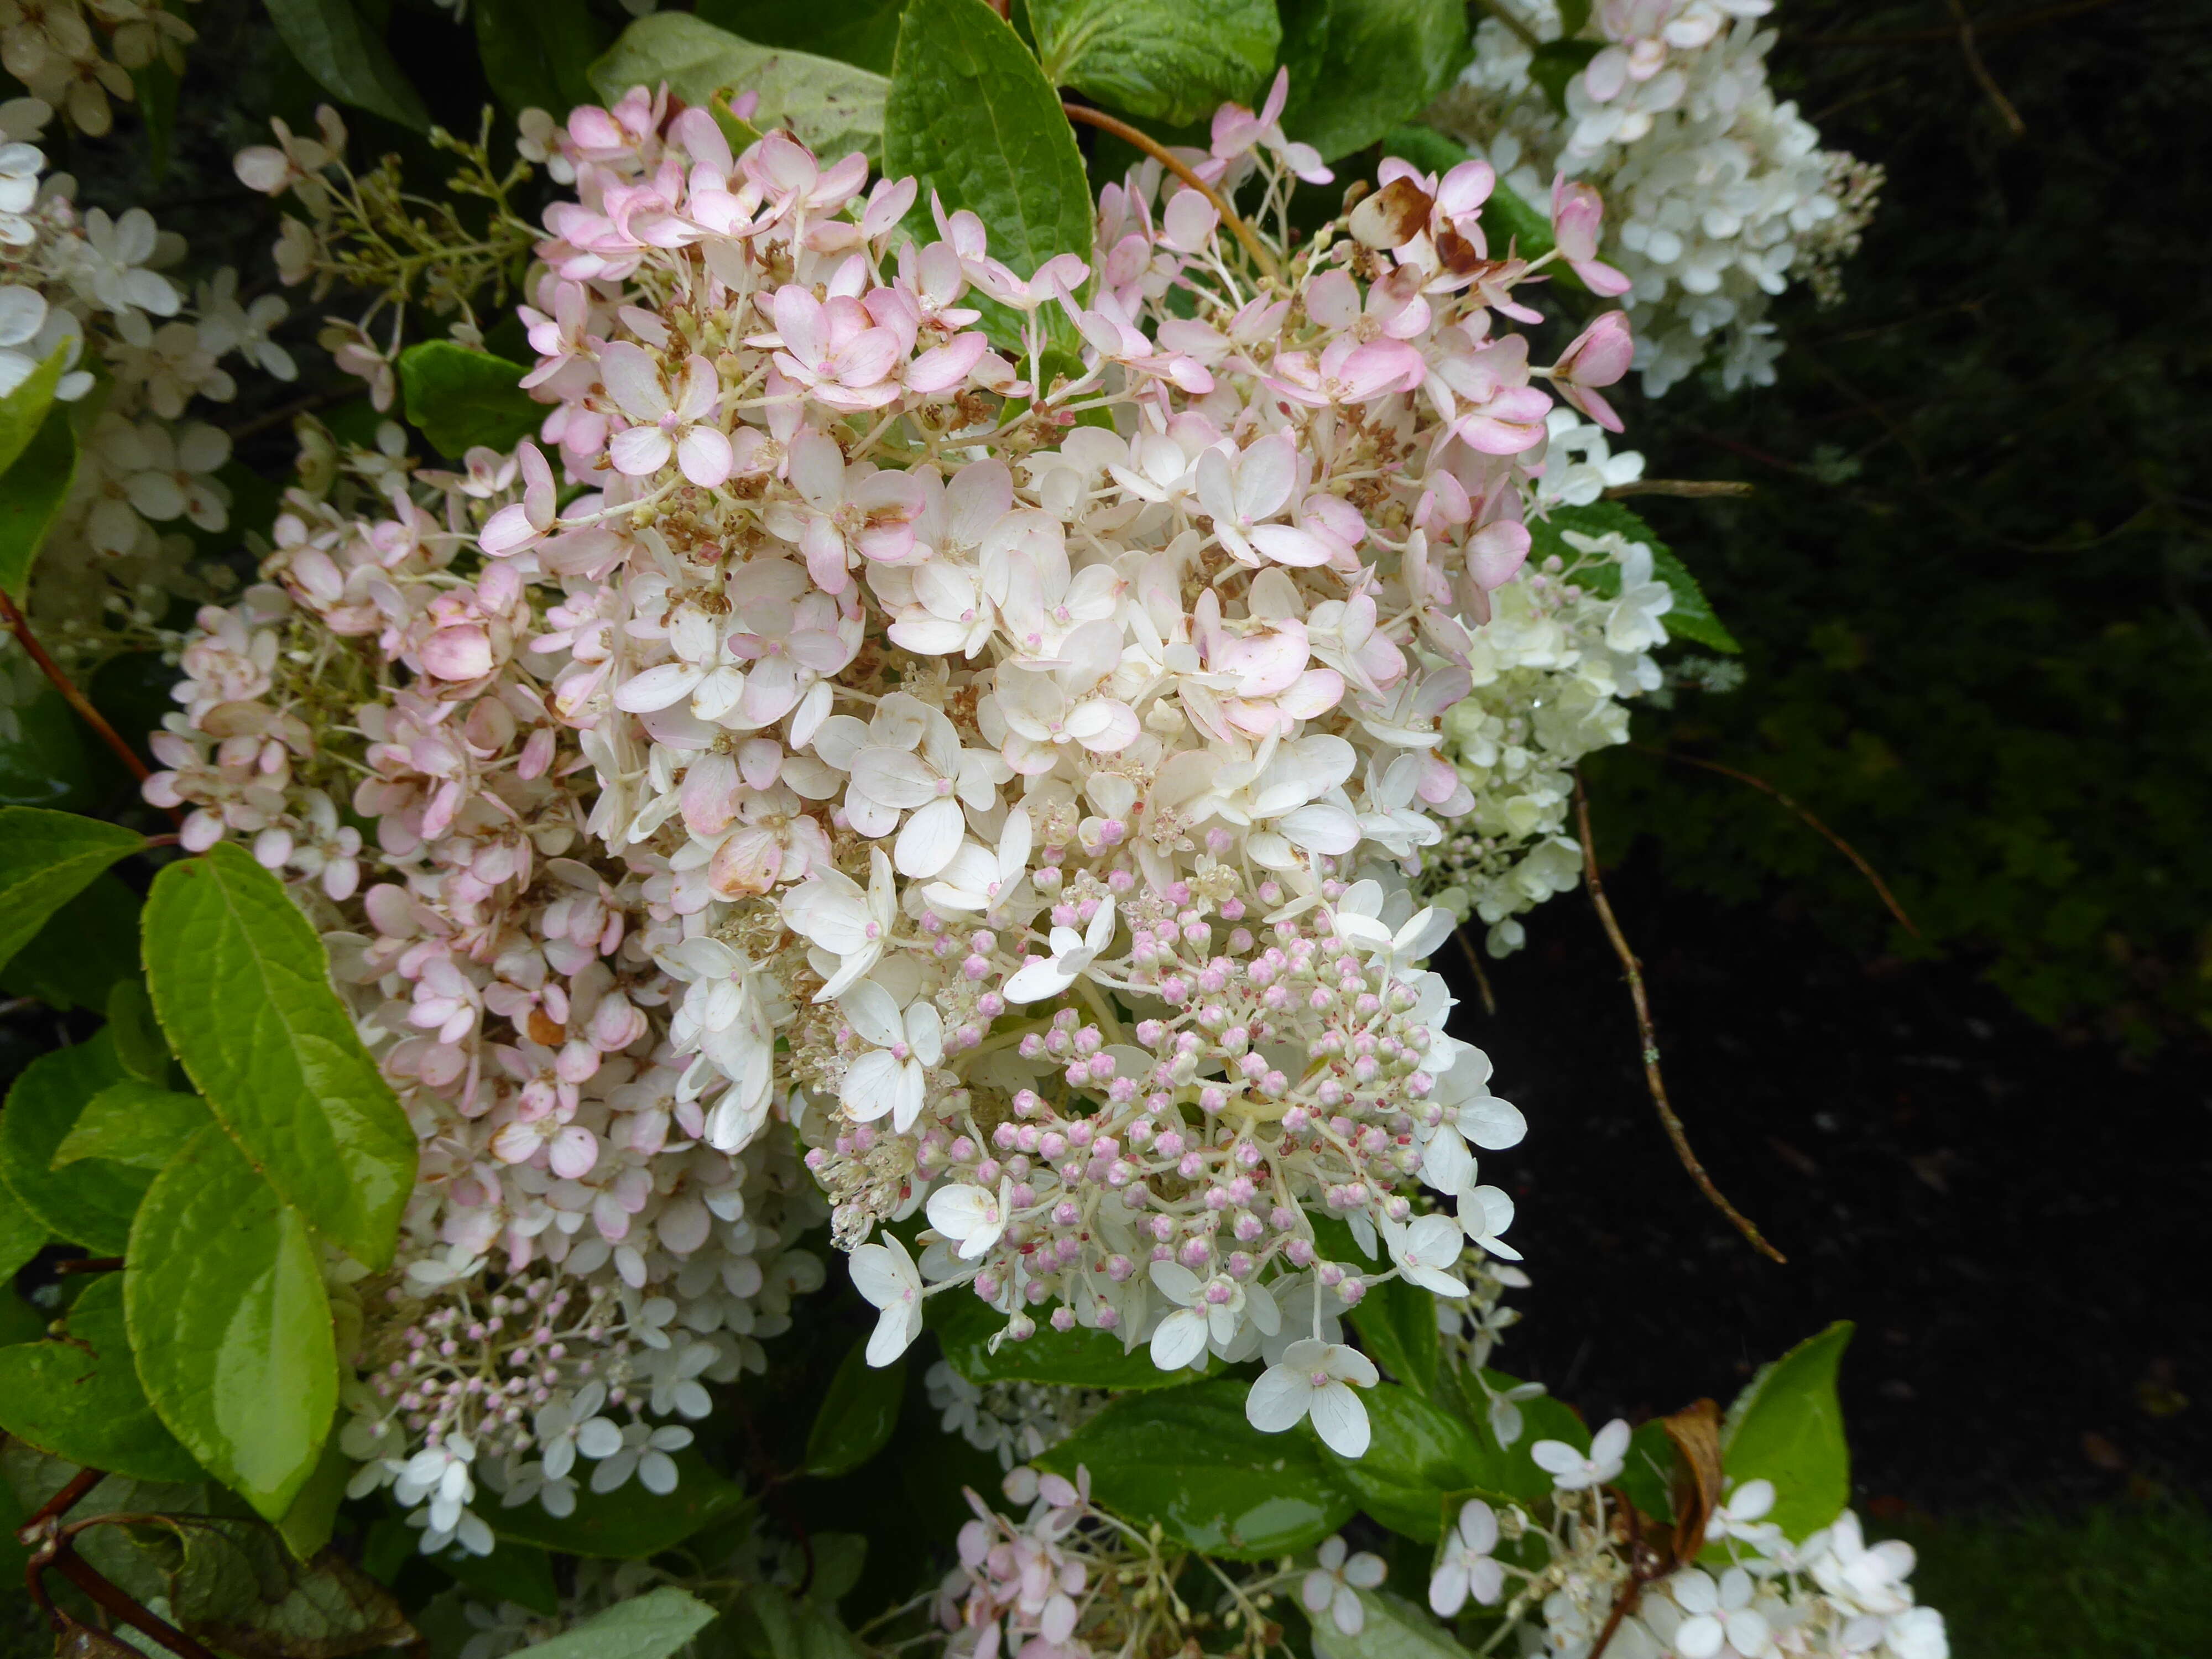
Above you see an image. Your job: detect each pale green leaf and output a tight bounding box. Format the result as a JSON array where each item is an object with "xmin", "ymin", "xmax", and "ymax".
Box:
[
  {"xmin": 1036, "ymin": 1379, "xmax": 1357, "ymax": 1558},
  {"xmin": 0, "ymin": 806, "xmax": 146, "ymax": 974},
  {"xmin": 263, "ymin": 0, "xmax": 431, "ymax": 132},
  {"xmin": 124, "ymin": 1124, "xmax": 338, "ymax": 1520},
  {"xmin": 0, "ymin": 1033, "xmax": 147, "ymax": 1252},
  {"xmin": 0, "ymin": 403, "xmax": 80, "ymax": 601},
  {"xmin": 1279, "ymin": 0, "xmax": 1471, "ymax": 162},
  {"xmin": 0, "ymin": 1274, "xmax": 204, "ymax": 1484},
  {"xmin": 515, "ymin": 1587, "xmax": 717, "ymax": 1659},
  {"xmin": 398, "ymin": 343, "xmax": 544, "ymax": 461},
  {"xmin": 52, "ymin": 1079, "xmax": 211, "ymax": 1171},
  {"xmin": 1030, "ymin": 0, "xmax": 1278, "ymax": 126},
  {"xmin": 591, "ymin": 14, "xmax": 890, "ymax": 164},
  {"xmin": 143, "ymin": 842, "xmax": 416, "ymax": 1269},
  {"xmin": 1720, "ymin": 1322, "xmax": 1854, "ymax": 1544},
  {"xmin": 884, "ymin": 0, "xmax": 1092, "ymax": 276}
]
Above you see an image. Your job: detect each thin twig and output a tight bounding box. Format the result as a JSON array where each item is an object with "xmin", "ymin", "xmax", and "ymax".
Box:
[
  {"xmin": 1632, "ymin": 747, "xmax": 1920, "ymax": 937},
  {"xmin": 1602, "ymin": 479, "xmax": 1755, "ymax": 500},
  {"xmin": 18, "ymin": 1468, "xmax": 222, "ymax": 1659},
  {"xmin": 1060, "ymin": 103, "xmax": 1281, "ymax": 284},
  {"xmin": 46, "ymin": 1551, "xmax": 220, "ymax": 1659},
  {"xmin": 22, "ymin": 1468, "xmax": 103, "ymax": 1536},
  {"xmin": 1573, "ymin": 776, "xmax": 1787, "ymax": 1265},
  {"xmin": 0, "ymin": 589, "xmax": 175, "ymax": 816},
  {"xmin": 221, "ymin": 388, "xmax": 347, "ymax": 444},
  {"xmin": 1945, "ymin": 0, "xmax": 2029, "ymax": 135},
  {"xmin": 1475, "ymin": 0, "xmax": 1546, "ymax": 51},
  {"xmin": 1452, "ymin": 927, "xmax": 1500, "ymax": 1016},
  {"xmin": 54, "ymin": 1256, "xmax": 125, "ymax": 1276}
]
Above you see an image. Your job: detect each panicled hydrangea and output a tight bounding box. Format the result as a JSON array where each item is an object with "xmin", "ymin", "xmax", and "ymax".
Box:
[
  {"xmin": 925, "ymin": 1362, "xmax": 1106, "ymax": 1470},
  {"xmin": 143, "ymin": 424, "xmax": 823, "ymax": 1553},
  {"xmin": 0, "ymin": 94, "xmax": 297, "ymax": 690},
  {"xmin": 0, "ymin": 0, "xmax": 191, "ymax": 135},
  {"xmin": 1433, "ymin": 0, "xmax": 1882, "ymax": 393},
  {"xmin": 447, "ymin": 70, "xmax": 1667, "ymax": 1459}
]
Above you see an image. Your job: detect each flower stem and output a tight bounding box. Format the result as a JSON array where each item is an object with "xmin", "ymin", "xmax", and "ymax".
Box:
[{"xmin": 1060, "ymin": 102, "xmax": 1282, "ymax": 285}]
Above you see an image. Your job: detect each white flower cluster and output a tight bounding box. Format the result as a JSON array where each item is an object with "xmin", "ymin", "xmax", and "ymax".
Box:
[
  {"xmin": 0, "ymin": 95, "xmax": 296, "ymax": 681},
  {"xmin": 1416, "ymin": 412, "xmax": 1672, "ymax": 955},
  {"xmin": 0, "ymin": 0, "xmax": 191, "ymax": 135},
  {"xmin": 1433, "ymin": 0, "xmax": 1881, "ymax": 393},
  {"xmin": 925, "ymin": 1361, "xmax": 1107, "ymax": 1470}
]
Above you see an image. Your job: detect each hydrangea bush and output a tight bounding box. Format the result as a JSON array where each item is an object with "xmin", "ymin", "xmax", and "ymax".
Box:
[{"xmin": 0, "ymin": 3, "xmax": 1928, "ymax": 1659}]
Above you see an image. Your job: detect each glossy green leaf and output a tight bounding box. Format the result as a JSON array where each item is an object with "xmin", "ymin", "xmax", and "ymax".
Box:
[
  {"xmin": 105, "ymin": 978, "xmax": 171, "ymax": 1083},
  {"xmin": 1721, "ymin": 1322, "xmax": 1853, "ymax": 1543},
  {"xmin": 124, "ymin": 1125, "xmax": 339, "ymax": 1520},
  {"xmin": 1453, "ymin": 1368, "xmax": 1590, "ymax": 1506},
  {"xmin": 1528, "ymin": 500, "xmax": 1741, "ymax": 654},
  {"xmin": 934, "ymin": 1287, "xmax": 1202, "ymax": 1390},
  {"xmin": 1325, "ymin": 1589, "xmax": 1469, "ymax": 1659},
  {"xmin": 53, "ymin": 1080, "xmax": 211, "ymax": 1171},
  {"xmin": 143, "ymin": 842, "xmax": 416, "ymax": 1268},
  {"xmin": 274, "ymin": 1432, "xmax": 353, "ymax": 1562},
  {"xmin": 263, "ymin": 0, "xmax": 431, "ymax": 131},
  {"xmin": 487, "ymin": 1448, "xmax": 751, "ymax": 1557},
  {"xmin": 592, "ymin": 14, "xmax": 890, "ymax": 163},
  {"xmin": 694, "ymin": 0, "xmax": 907, "ymax": 74},
  {"xmin": 435, "ymin": 1536, "xmax": 560, "ymax": 1616},
  {"xmin": 1036, "ymin": 1378, "xmax": 1358, "ymax": 1558},
  {"xmin": 1320, "ymin": 1381, "xmax": 1489, "ymax": 1541},
  {"xmin": 0, "ymin": 872, "xmax": 143, "ymax": 1012},
  {"xmin": 0, "ymin": 1032, "xmax": 148, "ymax": 1252},
  {"xmin": 1030, "ymin": 0, "xmax": 1279, "ymax": 126},
  {"xmin": 476, "ymin": 0, "xmax": 613, "ymax": 116},
  {"xmin": 1350, "ymin": 1274, "xmax": 1441, "ymax": 1396},
  {"xmin": 398, "ymin": 343, "xmax": 544, "ymax": 462},
  {"xmin": 0, "ymin": 1181, "xmax": 43, "ymax": 1281},
  {"xmin": 0, "ymin": 344, "xmax": 67, "ymax": 479},
  {"xmin": 0, "ymin": 403, "xmax": 79, "ymax": 601},
  {"xmin": 0, "ymin": 1274, "xmax": 204, "ymax": 1483},
  {"xmin": 149, "ymin": 1514, "xmax": 414, "ymax": 1656},
  {"xmin": 885, "ymin": 0, "xmax": 1092, "ymax": 279},
  {"xmin": 0, "ymin": 806, "xmax": 147, "ymax": 973},
  {"xmin": 514, "ymin": 1587, "xmax": 716, "ymax": 1659},
  {"xmin": 805, "ymin": 1337, "xmax": 906, "ymax": 1477},
  {"xmin": 1279, "ymin": 0, "xmax": 1470, "ymax": 163}
]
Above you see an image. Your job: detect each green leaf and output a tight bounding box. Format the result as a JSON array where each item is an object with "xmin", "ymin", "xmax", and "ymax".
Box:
[
  {"xmin": 1323, "ymin": 1589, "xmax": 1470, "ymax": 1659},
  {"xmin": 398, "ymin": 343, "xmax": 544, "ymax": 462},
  {"xmin": 0, "ymin": 872, "xmax": 143, "ymax": 1012},
  {"xmin": 1527, "ymin": 501, "xmax": 1741, "ymax": 654},
  {"xmin": 475, "ymin": 0, "xmax": 614, "ymax": 116},
  {"xmin": 0, "ymin": 403, "xmax": 80, "ymax": 601},
  {"xmin": 693, "ymin": 0, "xmax": 907, "ymax": 74},
  {"xmin": 1279, "ymin": 0, "xmax": 1471, "ymax": 163},
  {"xmin": 1451, "ymin": 1368, "xmax": 1590, "ymax": 1506},
  {"xmin": 1616, "ymin": 1418, "xmax": 1677, "ymax": 1525},
  {"xmin": 0, "ymin": 806, "xmax": 147, "ymax": 973},
  {"xmin": 885, "ymin": 0, "xmax": 1093, "ymax": 279},
  {"xmin": 53, "ymin": 1080, "xmax": 211, "ymax": 1171},
  {"xmin": 129, "ymin": 54, "xmax": 179, "ymax": 181},
  {"xmin": 0, "ymin": 343, "xmax": 67, "ymax": 479},
  {"xmin": 0, "ymin": 1274, "xmax": 205, "ymax": 1484},
  {"xmin": 274, "ymin": 1432, "xmax": 353, "ymax": 1562},
  {"xmin": 1319, "ymin": 1381, "xmax": 1488, "ymax": 1542},
  {"xmin": 0, "ymin": 684, "xmax": 94, "ymax": 810},
  {"xmin": 514, "ymin": 1588, "xmax": 717, "ymax": 1659},
  {"xmin": 487, "ymin": 1448, "xmax": 751, "ymax": 1558},
  {"xmin": 591, "ymin": 13, "xmax": 891, "ymax": 164},
  {"xmin": 150, "ymin": 1514, "xmax": 415, "ymax": 1656},
  {"xmin": 124, "ymin": 1124, "xmax": 339, "ymax": 1520},
  {"xmin": 1036, "ymin": 1378, "xmax": 1358, "ymax": 1558},
  {"xmin": 933, "ymin": 1286, "xmax": 1202, "ymax": 1390},
  {"xmin": 728, "ymin": 1584, "xmax": 870, "ymax": 1659},
  {"xmin": 805, "ymin": 1337, "xmax": 906, "ymax": 1477},
  {"xmin": 434, "ymin": 1536, "xmax": 560, "ymax": 1616},
  {"xmin": 1350, "ymin": 1274, "xmax": 1441, "ymax": 1396},
  {"xmin": 1029, "ymin": 0, "xmax": 1279, "ymax": 126},
  {"xmin": 105, "ymin": 977, "xmax": 172, "ymax": 1083},
  {"xmin": 0, "ymin": 1033, "xmax": 149, "ymax": 1252},
  {"xmin": 143, "ymin": 842, "xmax": 416, "ymax": 1269},
  {"xmin": 1720, "ymin": 1322, "xmax": 1853, "ymax": 1544},
  {"xmin": 0, "ymin": 1181, "xmax": 43, "ymax": 1281},
  {"xmin": 263, "ymin": 0, "xmax": 432, "ymax": 132}
]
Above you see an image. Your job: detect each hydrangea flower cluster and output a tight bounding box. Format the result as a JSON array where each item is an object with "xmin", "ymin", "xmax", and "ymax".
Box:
[
  {"xmin": 142, "ymin": 425, "xmax": 824, "ymax": 1552},
  {"xmin": 456, "ymin": 73, "xmax": 1671, "ymax": 1458},
  {"xmin": 925, "ymin": 1360, "xmax": 1107, "ymax": 1471},
  {"xmin": 0, "ymin": 0, "xmax": 190, "ymax": 134},
  {"xmin": 0, "ymin": 93, "xmax": 295, "ymax": 695},
  {"xmin": 1433, "ymin": 0, "xmax": 1882, "ymax": 393}
]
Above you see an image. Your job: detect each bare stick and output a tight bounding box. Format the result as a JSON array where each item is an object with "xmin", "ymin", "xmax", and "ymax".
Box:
[
  {"xmin": 1060, "ymin": 103, "xmax": 1281, "ymax": 284},
  {"xmin": 1602, "ymin": 479, "xmax": 1755, "ymax": 500},
  {"xmin": 1945, "ymin": 0, "xmax": 2028, "ymax": 136},
  {"xmin": 54, "ymin": 1256, "xmax": 125, "ymax": 1276},
  {"xmin": 1452, "ymin": 927, "xmax": 1499, "ymax": 1017},
  {"xmin": 47, "ymin": 1550, "xmax": 220, "ymax": 1659},
  {"xmin": 1573, "ymin": 776, "xmax": 1787, "ymax": 1264},
  {"xmin": 0, "ymin": 588, "xmax": 175, "ymax": 817},
  {"xmin": 1630, "ymin": 745, "xmax": 1921, "ymax": 938}
]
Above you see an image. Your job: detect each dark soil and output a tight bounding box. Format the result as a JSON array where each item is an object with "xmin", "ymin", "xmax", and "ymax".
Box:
[{"xmin": 1434, "ymin": 842, "xmax": 2212, "ymax": 1519}]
